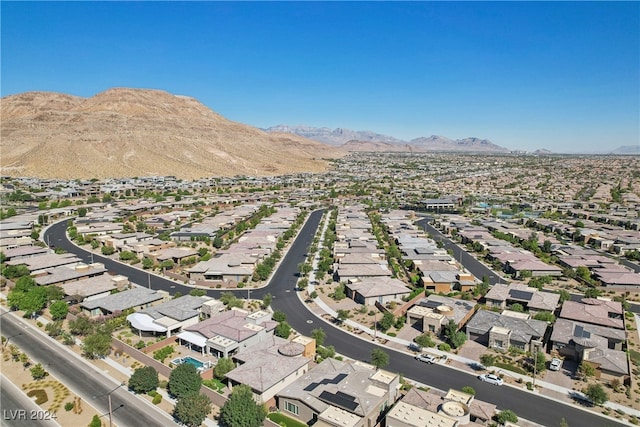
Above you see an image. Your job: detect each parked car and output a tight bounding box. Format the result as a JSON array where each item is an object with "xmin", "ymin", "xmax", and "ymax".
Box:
[
  {"xmin": 415, "ymin": 354, "xmax": 437, "ymax": 364},
  {"xmin": 549, "ymin": 357, "xmax": 562, "ymax": 371},
  {"xmin": 478, "ymin": 373, "xmax": 504, "ymax": 385},
  {"xmin": 408, "ymin": 342, "xmax": 422, "ymax": 352}
]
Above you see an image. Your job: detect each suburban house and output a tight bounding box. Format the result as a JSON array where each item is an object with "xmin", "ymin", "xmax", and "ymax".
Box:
[
  {"xmin": 276, "ymin": 358, "xmax": 399, "ymax": 427},
  {"xmin": 58, "ymin": 274, "xmax": 122, "ymax": 302},
  {"xmin": 80, "ymin": 287, "xmax": 167, "ymax": 317},
  {"xmin": 5, "ymin": 253, "xmax": 83, "ymax": 275},
  {"xmin": 407, "ymin": 295, "xmax": 477, "ymax": 335},
  {"xmin": 187, "ymin": 254, "xmax": 255, "ymax": 284},
  {"xmin": 559, "ymin": 299, "xmax": 624, "ymax": 330},
  {"xmin": 334, "ymin": 263, "xmax": 392, "ymax": 282},
  {"xmin": 177, "ymin": 309, "xmax": 277, "ymax": 358},
  {"xmin": 483, "ymin": 283, "xmax": 560, "ymax": 314},
  {"xmin": 1, "ymin": 245, "xmax": 50, "ymax": 261},
  {"xmin": 465, "ymin": 309, "xmax": 548, "ymax": 353},
  {"xmin": 550, "ymin": 318, "xmax": 626, "ymax": 355},
  {"xmin": 344, "ymin": 277, "xmax": 410, "ymax": 306},
  {"xmin": 126, "ymin": 295, "xmax": 216, "ymax": 338},
  {"xmin": 225, "ymin": 335, "xmax": 312, "ymax": 405},
  {"xmin": 386, "ymin": 387, "xmax": 496, "ymax": 427},
  {"xmin": 34, "ymin": 263, "xmax": 107, "ymax": 287}
]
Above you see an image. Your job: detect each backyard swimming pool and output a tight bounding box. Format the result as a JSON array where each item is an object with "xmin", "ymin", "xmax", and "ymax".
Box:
[{"xmin": 171, "ymin": 356, "xmax": 212, "ymax": 371}]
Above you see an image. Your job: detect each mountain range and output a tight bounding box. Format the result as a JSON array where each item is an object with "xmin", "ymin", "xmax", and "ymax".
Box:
[
  {"xmin": 264, "ymin": 125, "xmax": 510, "ymax": 153},
  {"xmin": 0, "ymin": 89, "xmax": 344, "ymax": 179}
]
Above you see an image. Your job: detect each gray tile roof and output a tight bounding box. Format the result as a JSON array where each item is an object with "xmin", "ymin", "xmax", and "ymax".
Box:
[
  {"xmin": 466, "ymin": 310, "xmax": 548, "ymax": 344},
  {"xmin": 140, "ymin": 295, "xmax": 211, "ymax": 321},
  {"xmin": 81, "ymin": 287, "xmax": 163, "ymax": 313}
]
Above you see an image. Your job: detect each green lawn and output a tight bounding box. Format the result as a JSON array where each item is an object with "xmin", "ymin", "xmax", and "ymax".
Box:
[{"xmin": 267, "ymin": 412, "xmax": 307, "ymax": 427}]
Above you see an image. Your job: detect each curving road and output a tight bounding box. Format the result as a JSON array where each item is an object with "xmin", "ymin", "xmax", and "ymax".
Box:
[{"xmin": 43, "ymin": 213, "xmax": 626, "ymax": 427}]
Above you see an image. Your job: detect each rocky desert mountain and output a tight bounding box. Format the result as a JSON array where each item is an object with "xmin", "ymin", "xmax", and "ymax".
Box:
[
  {"xmin": 1, "ymin": 88, "xmax": 345, "ymax": 179},
  {"xmin": 266, "ymin": 125, "xmax": 510, "ymax": 153},
  {"xmin": 264, "ymin": 125, "xmax": 406, "ymax": 146}
]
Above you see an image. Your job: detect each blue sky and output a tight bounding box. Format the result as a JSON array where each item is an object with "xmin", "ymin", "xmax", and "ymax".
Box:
[{"xmin": 2, "ymin": 1, "xmax": 638, "ymax": 153}]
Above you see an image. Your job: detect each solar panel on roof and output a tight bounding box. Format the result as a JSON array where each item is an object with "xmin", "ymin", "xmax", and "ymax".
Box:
[
  {"xmin": 303, "ymin": 373, "xmax": 348, "ymax": 391},
  {"xmin": 509, "ymin": 290, "xmax": 533, "ymax": 301},
  {"xmin": 575, "ymin": 325, "xmax": 591, "ymax": 338},
  {"xmin": 319, "ymin": 390, "xmax": 359, "ymax": 412}
]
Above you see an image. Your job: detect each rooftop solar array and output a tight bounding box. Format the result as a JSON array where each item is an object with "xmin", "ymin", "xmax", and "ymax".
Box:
[
  {"xmin": 509, "ymin": 289, "xmax": 533, "ymax": 301},
  {"xmin": 303, "ymin": 373, "xmax": 348, "ymax": 392},
  {"xmin": 319, "ymin": 390, "xmax": 359, "ymax": 412}
]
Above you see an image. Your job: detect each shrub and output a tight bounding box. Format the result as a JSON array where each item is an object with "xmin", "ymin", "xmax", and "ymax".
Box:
[
  {"xmin": 64, "ymin": 402, "xmax": 75, "ymax": 412},
  {"xmin": 26, "ymin": 389, "xmax": 48, "ymax": 405},
  {"xmin": 438, "ymin": 343, "xmax": 451, "ymax": 352},
  {"xmin": 152, "ymin": 394, "xmax": 162, "ymax": 405}
]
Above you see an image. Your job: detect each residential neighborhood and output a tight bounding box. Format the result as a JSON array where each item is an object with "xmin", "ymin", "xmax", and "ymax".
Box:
[{"xmin": 1, "ymin": 153, "xmax": 639, "ymax": 427}]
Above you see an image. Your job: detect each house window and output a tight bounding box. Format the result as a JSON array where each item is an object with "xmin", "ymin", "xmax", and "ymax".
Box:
[{"xmin": 284, "ymin": 401, "xmax": 299, "ymax": 415}]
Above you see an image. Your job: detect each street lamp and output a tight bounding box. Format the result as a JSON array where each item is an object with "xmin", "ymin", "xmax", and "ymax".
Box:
[
  {"xmin": 2, "ymin": 332, "xmax": 22, "ymax": 351},
  {"xmin": 94, "ymin": 382, "xmax": 125, "ymax": 427}
]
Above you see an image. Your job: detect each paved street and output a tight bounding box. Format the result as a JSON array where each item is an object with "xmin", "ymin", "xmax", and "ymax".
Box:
[{"xmin": 0, "ymin": 310, "xmax": 177, "ymax": 427}]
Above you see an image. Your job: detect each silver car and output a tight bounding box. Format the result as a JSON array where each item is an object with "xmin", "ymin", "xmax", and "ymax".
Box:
[
  {"xmin": 478, "ymin": 373, "xmax": 504, "ymax": 385},
  {"xmin": 415, "ymin": 354, "xmax": 436, "ymax": 364},
  {"xmin": 549, "ymin": 358, "xmax": 562, "ymax": 371}
]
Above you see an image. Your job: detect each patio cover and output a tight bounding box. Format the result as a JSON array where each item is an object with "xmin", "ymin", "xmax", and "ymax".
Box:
[
  {"xmin": 126, "ymin": 313, "xmax": 167, "ymax": 333},
  {"xmin": 177, "ymin": 331, "xmax": 207, "ymax": 348}
]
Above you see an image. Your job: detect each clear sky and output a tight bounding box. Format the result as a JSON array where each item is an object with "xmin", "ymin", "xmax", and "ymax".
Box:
[{"xmin": 2, "ymin": 1, "xmax": 638, "ymax": 153}]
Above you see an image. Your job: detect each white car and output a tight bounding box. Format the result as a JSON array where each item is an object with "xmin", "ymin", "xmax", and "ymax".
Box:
[
  {"xmin": 549, "ymin": 358, "xmax": 562, "ymax": 371},
  {"xmin": 415, "ymin": 354, "xmax": 436, "ymax": 364},
  {"xmin": 478, "ymin": 373, "xmax": 504, "ymax": 385}
]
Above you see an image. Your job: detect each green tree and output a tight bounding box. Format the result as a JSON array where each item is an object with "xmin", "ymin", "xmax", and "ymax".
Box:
[
  {"xmin": 275, "ymin": 321, "xmax": 292, "ymax": 339},
  {"xmin": 480, "ymin": 353, "xmax": 496, "ymax": 367},
  {"xmin": 49, "ymin": 300, "xmax": 69, "ymax": 320},
  {"xmin": 311, "ymin": 328, "xmax": 326, "ymax": 347},
  {"xmin": 533, "ymin": 351, "xmax": 546, "ymax": 374},
  {"xmin": 316, "ymin": 345, "xmax": 336, "ymax": 360},
  {"xmin": 88, "ymin": 415, "xmax": 102, "ymax": 427},
  {"xmin": 510, "ymin": 303, "xmax": 525, "ymax": 313},
  {"xmin": 414, "ymin": 333, "xmax": 435, "ymax": 348},
  {"xmin": 142, "ymin": 257, "xmax": 154, "ymax": 269},
  {"xmin": 533, "ymin": 311, "xmax": 556, "ymax": 323},
  {"xmin": 78, "ymin": 207, "xmax": 88, "ymax": 217},
  {"xmin": 443, "ymin": 319, "xmax": 466, "ymax": 349},
  {"xmin": 214, "ymin": 357, "xmax": 235, "ymax": 380},
  {"xmin": 378, "ymin": 312, "xmax": 395, "ymax": 332},
  {"xmin": 20, "ymin": 286, "xmax": 48, "ymax": 317},
  {"xmin": 174, "ymin": 393, "xmax": 212, "ymax": 427},
  {"xmin": 101, "ymin": 246, "xmax": 115, "ymax": 256},
  {"xmin": 30, "ymin": 363, "xmax": 48, "ymax": 380},
  {"xmin": 336, "ymin": 309, "xmax": 350, "ymax": 323},
  {"xmin": 69, "ymin": 315, "xmax": 94, "ymax": 335},
  {"xmin": 557, "ymin": 289, "xmax": 570, "ymax": 303},
  {"xmin": 578, "ymin": 362, "xmax": 596, "ymax": 378},
  {"xmin": 82, "ymin": 329, "xmax": 112, "ymax": 359},
  {"xmin": 168, "ymin": 363, "xmax": 202, "ymax": 399},
  {"xmin": 261, "ymin": 293, "xmax": 272, "ymax": 309},
  {"xmin": 495, "ymin": 409, "xmax": 518, "ymax": 425},
  {"xmin": 219, "ymin": 384, "xmax": 266, "ymax": 427},
  {"xmin": 45, "ymin": 285, "xmax": 65, "ymax": 303},
  {"xmin": 371, "ymin": 348, "xmax": 390, "ymax": 369},
  {"xmin": 1, "ymin": 264, "xmax": 30, "ymax": 279},
  {"xmin": 576, "ymin": 266, "xmax": 591, "ymax": 281},
  {"xmin": 584, "ymin": 383, "xmax": 608, "ymax": 405},
  {"xmin": 128, "ymin": 366, "xmax": 159, "ymax": 394},
  {"xmin": 272, "ymin": 310, "xmax": 287, "ymax": 322}
]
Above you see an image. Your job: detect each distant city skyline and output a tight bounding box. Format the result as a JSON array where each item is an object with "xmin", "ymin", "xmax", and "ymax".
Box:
[{"xmin": 2, "ymin": 1, "xmax": 638, "ymax": 153}]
